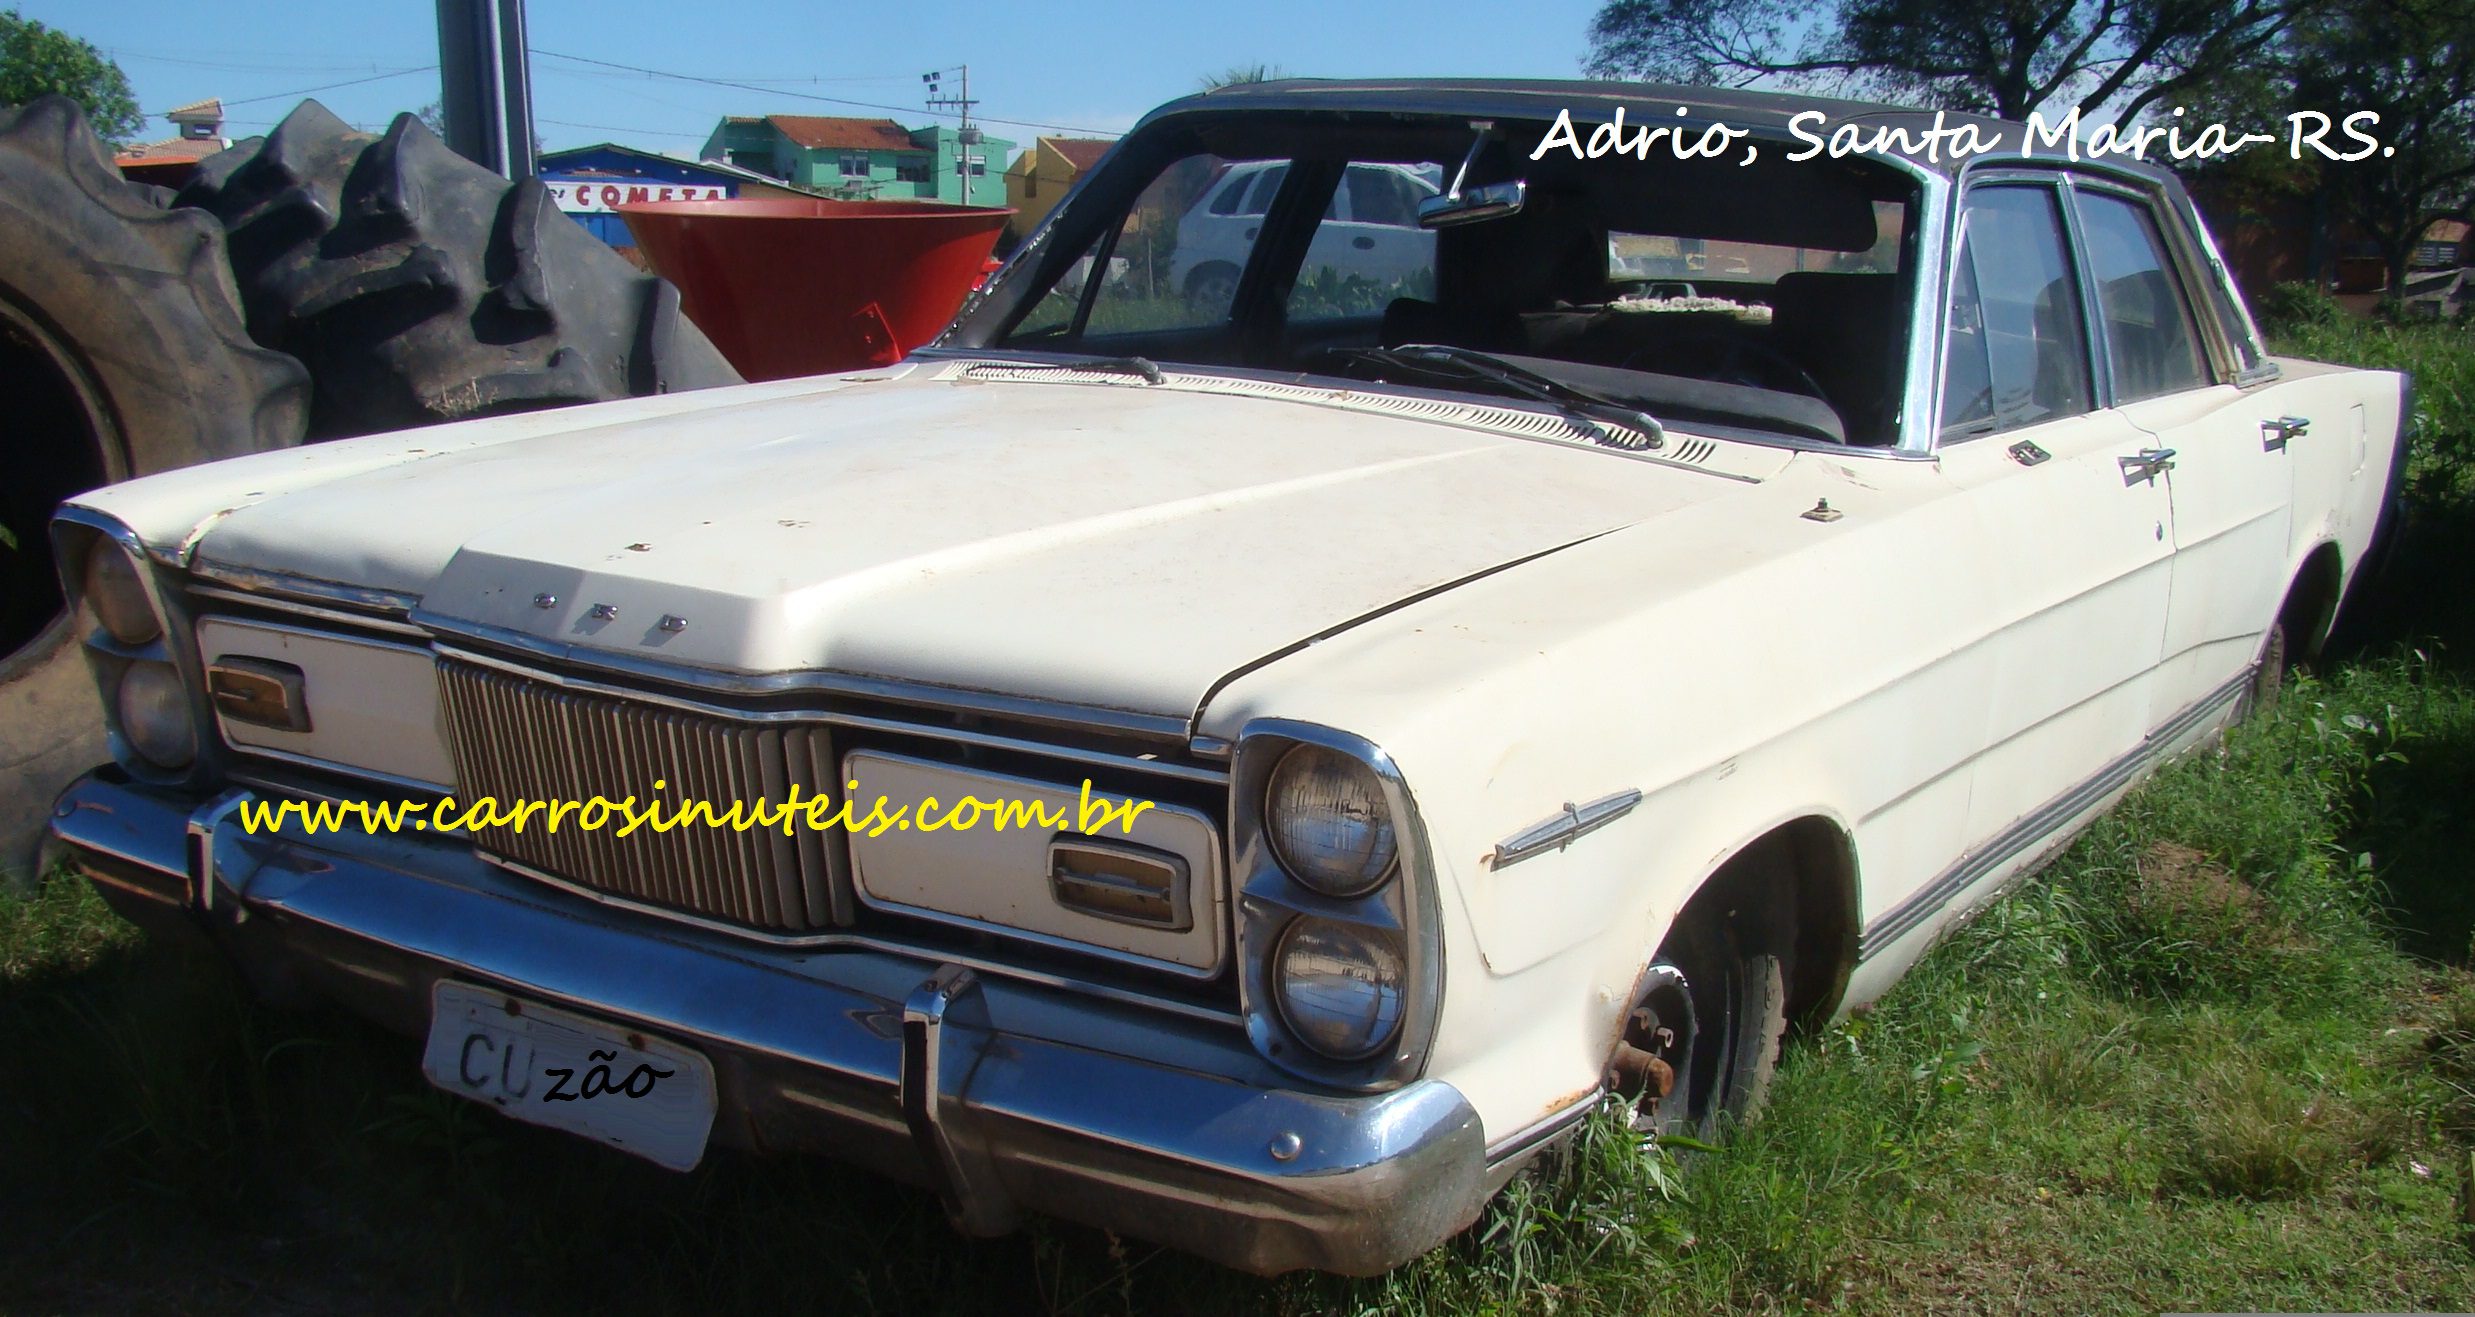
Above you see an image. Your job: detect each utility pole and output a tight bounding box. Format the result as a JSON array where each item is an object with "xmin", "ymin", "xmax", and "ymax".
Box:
[
  {"xmin": 922, "ymin": 66, "xmax": 981, "ymax": 204},
  {"xmin": 435, "ymin": 0, "xmax": 537, "ymax": 179}
]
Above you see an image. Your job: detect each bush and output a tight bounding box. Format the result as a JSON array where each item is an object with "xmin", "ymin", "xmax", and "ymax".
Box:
[
  {"xmin": 2270, "ymin": 314, "xmax": 2475, "ymax": 488},
  {"xmin": 2256, "ymin": 280, "xmax": 2347, "ymax": 334}
]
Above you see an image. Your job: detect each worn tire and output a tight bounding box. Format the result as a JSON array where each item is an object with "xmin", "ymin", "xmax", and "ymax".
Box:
[
  {"xmin": 2243, "ymin": 619, "xmax": 2290, "ymax": 721},
  {"xmin": 1637, "ymin": 909, "xmax": 1789, "ymax": 1139},
  {"xmin": 177, "ymin": 101, "xmax": 741, "ymax": 439},
  {"xmin": 0, "ymin": 95, "xmax": 311, "ymax": 880}
]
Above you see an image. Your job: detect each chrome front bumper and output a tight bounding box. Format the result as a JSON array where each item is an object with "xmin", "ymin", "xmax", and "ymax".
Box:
[{"xmin": 49, "ymin": 770, "xmax": 1496, "ymax": 1276}]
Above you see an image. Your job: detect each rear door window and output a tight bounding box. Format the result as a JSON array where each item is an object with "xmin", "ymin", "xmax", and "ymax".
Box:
[
  {"xmin": 1940, "ymin": 184, "xmax": 2093, "ymax": 436},
  {"xmin": 2074, "ymin": 190, "xmax": 2212, "ymax": 402}
]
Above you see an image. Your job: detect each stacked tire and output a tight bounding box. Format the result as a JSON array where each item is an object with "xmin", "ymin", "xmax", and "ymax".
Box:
[{"xmin": 0, "ymin": 95, "xmax": 741, "ymax": 877}]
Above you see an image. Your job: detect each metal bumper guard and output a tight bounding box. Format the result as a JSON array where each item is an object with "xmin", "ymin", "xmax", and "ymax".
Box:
[{"xmin": 49, "ymin": 770, "xmax": 1493, "ymax": 1276}]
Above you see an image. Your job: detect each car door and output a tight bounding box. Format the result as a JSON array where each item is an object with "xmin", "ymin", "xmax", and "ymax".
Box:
[
  {"xmin": 2066, "ymin": 180, "xmax": 2293, "ymax": 721},
  {"xmin": 1282, "ymin": 163, "xmax": 1442, "ymax": 335},
  {"xmin": 1933, "ymin": 178, "xmax": 2178, "ymax": 851},
  {"xmin": 1336, "ymin": 165, "xmax": 1438, "ymax": 285}
]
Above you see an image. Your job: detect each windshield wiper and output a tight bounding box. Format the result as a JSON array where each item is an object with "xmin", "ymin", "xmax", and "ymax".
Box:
[
  {"xmin": 1078, "ymin": 355, "xmax": 1166, "ymax": 385},
  {"xmin": 1358, "ymin": 345, "xmax": 1665, "ymax": 451}
]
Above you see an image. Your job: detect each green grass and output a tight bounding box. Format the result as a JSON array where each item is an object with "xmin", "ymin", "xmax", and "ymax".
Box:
[
  {"xmin": 6, "ymin": 311, "xmax": 2475, "ymax": 1313},
  {"xmin": 13, "ymin": 651, "xmax": 2471, "ymax": 1313}
]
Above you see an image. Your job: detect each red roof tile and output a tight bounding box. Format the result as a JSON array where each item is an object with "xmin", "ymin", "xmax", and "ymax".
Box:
[
  {"xmin": 114, "ymin": 135, "xmax": 224, "ymax": 165},
  {"xmin": 764, "ymin": 115, "xmax": 914, "ymax": 151},
  {"xmin": 1044, "ymin": 137, "xmax": 1114, "ymax": 171}
]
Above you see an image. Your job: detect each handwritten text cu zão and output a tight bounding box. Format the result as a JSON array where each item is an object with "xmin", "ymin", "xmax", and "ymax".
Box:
[{"xmin": 1531, "ymin": 105, "xmax": 2395, "ymax": 168}]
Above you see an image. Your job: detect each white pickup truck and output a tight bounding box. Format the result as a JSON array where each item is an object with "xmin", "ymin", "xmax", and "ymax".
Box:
[{"xmin": 46, "ymin": 78, "xmax": 2405, "ymax": 1275}]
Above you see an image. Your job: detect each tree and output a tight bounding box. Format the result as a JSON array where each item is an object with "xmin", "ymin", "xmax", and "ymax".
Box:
[
  {"xmin": 1200, "ymin": 64, "xmax": 1285, "ymax": 91},
  {"xmin": 1584, "ymin": 0, "xmax": 2309, "ymax": 122},
  {"xmin": 2277, "ymin": 0, "xmax": 2475, "ymax": 297},
  {"xmin": 0, "ymin": 10, "xmax": 140, "ymax": 144}
]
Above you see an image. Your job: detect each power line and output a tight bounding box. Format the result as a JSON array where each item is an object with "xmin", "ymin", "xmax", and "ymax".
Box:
[
  {"xmin": 153, "ymin": 66, "xmax": 437, "ymax": 115},
  {"xmin": 113, "ymin": 50, "xmax": 425, "ymax": 75},
  {"xmin": 531, "ymin": 49, "xmax": 1119, "ymax": 138},
  {"xmin": 538, "ymin": 116, "xmax": 711, "ymax": 140}
]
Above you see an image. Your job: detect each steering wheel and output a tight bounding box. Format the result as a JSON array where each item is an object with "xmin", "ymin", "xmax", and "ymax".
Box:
[{"xmin": 1623, "ymin": 336, "xmax": 1830, "ymax": 401}]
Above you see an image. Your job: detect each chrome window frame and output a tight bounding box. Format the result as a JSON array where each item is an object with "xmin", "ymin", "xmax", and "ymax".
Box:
[
  {"xmin": 2062, "ymin": 172, "xmax": 2263, "ymax": 397},
  {"xmin": 1926, "ymin": 169, "xmax": 2106, "ymax": 448},
  {"xmin": 954, "ymin": 104, "xmax": 1953, "ymax": 463}
]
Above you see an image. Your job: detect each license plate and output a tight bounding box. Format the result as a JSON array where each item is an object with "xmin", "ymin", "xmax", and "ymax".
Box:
[{"xmin": 421, "ymin": 981, "xmax": 717, "ymax": 1172}]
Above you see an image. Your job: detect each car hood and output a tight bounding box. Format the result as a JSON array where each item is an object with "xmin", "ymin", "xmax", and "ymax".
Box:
[{"xmin": 188, "ymin": 366, "xmax": 1776, "ymax": 723}]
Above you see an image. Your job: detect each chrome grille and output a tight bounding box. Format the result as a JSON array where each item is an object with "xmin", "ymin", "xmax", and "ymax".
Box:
[{"xmin": 436, "ymin": 658, "xmax": 839, "ymax": 931}]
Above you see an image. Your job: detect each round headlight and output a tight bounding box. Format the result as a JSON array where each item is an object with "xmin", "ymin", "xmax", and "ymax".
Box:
[
  {"xmin": 1271, "ymin": 917, "xmax": 1406, "ymax": 1061},
  {"xmin": 116, "ymin": 660, "xmax": 195, "ymax": 769},
  {"xmin": 1264, "ymin": 744, "xmax": 1397, "ymax": 897},
  {"xmin": 84, "ymin": 546, "xmax": 160, "ymax": 646}
]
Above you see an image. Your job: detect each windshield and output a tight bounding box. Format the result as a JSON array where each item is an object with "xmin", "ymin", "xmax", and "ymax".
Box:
[{"xmin": 955, "ymin": 113, "xmax": 1922, "ymax": 448}]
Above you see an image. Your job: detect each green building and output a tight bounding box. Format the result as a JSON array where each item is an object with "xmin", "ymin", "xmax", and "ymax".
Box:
[{"xmin": 700, "ymin": 114, "xmax": 1012, "ymax": 208}]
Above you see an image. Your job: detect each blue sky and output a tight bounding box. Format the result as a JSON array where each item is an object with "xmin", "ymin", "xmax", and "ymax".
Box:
[{"xmin": 28, "ymin": 1, "xmax": 1612, "ymax": 155}]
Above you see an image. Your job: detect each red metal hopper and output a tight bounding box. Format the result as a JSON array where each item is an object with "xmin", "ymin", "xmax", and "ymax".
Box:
[{"xmin": 619, "ymin": 198, "xmax": 1013, "ymax": 382}]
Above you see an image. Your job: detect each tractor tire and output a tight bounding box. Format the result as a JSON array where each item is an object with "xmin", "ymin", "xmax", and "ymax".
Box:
[
  {"xmin": 177, "ymin": 100, "xmax": 741, "ymax": 440},
  {"xmin": 0, "ymin": 95, "xmax": 311, "ymax": 882}
]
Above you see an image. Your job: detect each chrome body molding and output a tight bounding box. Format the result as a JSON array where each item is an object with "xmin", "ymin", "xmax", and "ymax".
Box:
[
  {"xmin": 1856, "ymin": 670, "xmax": 2251, "ymax": 962},
  {"xmin": 48, "ymin": 771, "xmax": 1493, "ymax": 1276},
  {"xmin": 183, "ymin": 583, "xmax": 433, "ymax": 640},
  {"xmin": 432, "ymin": 642, "xmax": 1229, "ymax": 787},
  {"xmin": 173, "ymin": 564, "xmax": 1212, "ymax": 757},
  {"xmin": 1483, "ymin": 1088, "xmax": 1605, "ymax": 1165},
  {"xmin": 1228, "ymin": 719, "xmax": 1446, "ymax": 1092},
  {"xmin": 414, "ymin": 612, "xmax": 1198, "ymax": 748},
  {"xmin": 187, "ymin": 559, "xmax": 424, "ymax": 617},
  {"xmin": 49, "ymin": 505, "xmax": 227, "ymax": 790},
  {"xmin": 1487, "ymin": 789, "xmax": 1645, "ymax": 869},
  {"xmin": 478, "ymin": 850, "xmax": 1243, "ymax": 1027}
]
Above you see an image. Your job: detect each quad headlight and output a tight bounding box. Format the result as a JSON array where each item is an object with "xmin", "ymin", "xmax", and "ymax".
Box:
[
  {"xmin": 1270, "ymin": 917, "xmax": 1406, "ymax": 1060},
  {"xmin": 1264, "ymin": 743, "xmax": 1397, "ymax": 897},
  {"xmin": 115, "ymin": 659, "xmax": 196, "ymax": 769},
  {"xmin": 83, "ymin": 544, "xmax": 159, "ymax": 646}
]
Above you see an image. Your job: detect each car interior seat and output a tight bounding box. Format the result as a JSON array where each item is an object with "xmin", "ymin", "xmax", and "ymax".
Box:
[{"xmin": 1765, "ymin": 271, "xmax": 1906, "ymax": 445}]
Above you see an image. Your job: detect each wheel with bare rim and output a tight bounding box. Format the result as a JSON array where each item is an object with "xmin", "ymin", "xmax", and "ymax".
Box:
[{"xmin": 1620, "ymin": 900, "xmax": 1789, "ymax": 1140}]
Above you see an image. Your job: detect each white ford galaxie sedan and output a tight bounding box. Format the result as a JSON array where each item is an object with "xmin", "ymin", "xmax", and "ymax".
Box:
[{"xmin": 47, "ymin": 80, "xmax": 2406, "ymax": 1274}]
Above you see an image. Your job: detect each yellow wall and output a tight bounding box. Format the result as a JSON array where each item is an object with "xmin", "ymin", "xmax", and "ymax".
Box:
[{"xmin": 1004, "ymin": 140, "xmax": 1085, "ymax": 239}]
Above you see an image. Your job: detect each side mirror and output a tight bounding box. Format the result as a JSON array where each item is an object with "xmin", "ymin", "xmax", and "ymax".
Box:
[{"xmin": 1418, "ymin": 180, "xmax": 1527, "ymax": 229}]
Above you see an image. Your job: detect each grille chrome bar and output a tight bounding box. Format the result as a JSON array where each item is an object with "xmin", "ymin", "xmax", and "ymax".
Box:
[{"xmin": 437, "ymin": 658, "xmax": 841, "ymax": 931}]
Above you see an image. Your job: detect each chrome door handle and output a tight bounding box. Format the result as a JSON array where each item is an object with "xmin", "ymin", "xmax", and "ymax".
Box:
[
  {"xmin": 2261, "ymin": 415, "xmax": 2309, "ymax": 451},
  {"xmin": 2119, "ymin": 448, "xmax": 2177, "ymax": 485}
]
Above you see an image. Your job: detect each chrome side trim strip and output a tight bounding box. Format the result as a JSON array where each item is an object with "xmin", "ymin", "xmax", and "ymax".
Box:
[
  {"xmin": 1483, "ymin": 1088, "xmax": 1604, "ymax": 1166},
  {"xmin": 185, "ymin": 584, "xmax": 433, "ymax": 639},
  {"xmin": 189, "ymin": 560, "xmax": 422, "ymax": 616},
  {"xmin": 1857, "ymin": 670, "xmax": 2249, "ymax": 961},
  {"xmin": 1488, "ymin": 789, "xmax": 1643, "ymax": 869}
]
